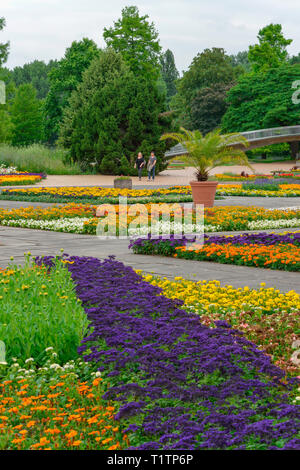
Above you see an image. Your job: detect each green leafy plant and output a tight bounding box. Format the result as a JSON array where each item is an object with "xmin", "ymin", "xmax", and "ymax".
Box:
[
  {"xmin": 0, "ymin": 256, "xmax": 89, "ymax": 365},
  {"xmin": 161, "ymin": 127, "xmax": 251, "ymax": 181}
]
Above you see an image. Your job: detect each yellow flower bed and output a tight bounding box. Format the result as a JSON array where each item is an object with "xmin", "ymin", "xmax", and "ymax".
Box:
[
  {"xmin": 3, "ymin": 185, "xmax": 191, "ymax": 198},
  {"xmin": 0, "ymin": 175, "xmax": 42, "ymax": 186},
  {"xmin": 141, "ymin": 274, "xmax": 300, "ymax": 315}
]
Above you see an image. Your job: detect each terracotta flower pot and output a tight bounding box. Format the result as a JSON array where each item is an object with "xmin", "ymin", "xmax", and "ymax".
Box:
[{"xmin": 190, "ymin": 181, "xmax": 219, "ymax": 208}]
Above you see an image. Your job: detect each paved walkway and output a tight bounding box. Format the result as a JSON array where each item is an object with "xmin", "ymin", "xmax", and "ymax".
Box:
[
  {"xmin": 0, "ymin": 226, "xmax": 299, "ymax": 293},
  {"xmin": 0, "ymin": 162, "xmax": 297, "ymax": 189}
]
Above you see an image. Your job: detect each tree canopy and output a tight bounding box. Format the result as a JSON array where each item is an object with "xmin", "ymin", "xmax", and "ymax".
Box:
[
  {"xmin": 0, "ymin": 17, "xmax": 9, "ymax": 67},
  {"xmin": 10, "ymin": 84, "xmax": 43, "ymax": 146},
  {"xmin": 59, "ymin": 49, "xmax": 171, "ymax": 174},
  {"xmin": 12, "ymin": 60, "xmax": 58, "ymax": 99},
  {"xmin": 160, "ymin": 49, "xmax": 179, "ymax": 102},
  {"xmin": 248, "ymin": 24, "xmax": 292, "ymax": 72},
  {"xmin": 222, "ymin": 64, "xmax": 300, "ymax": 132},
  {"xmin": 44, "ymin": 38, "xmax": 99, "ymax": 144},
  {"xmin": 191, "ymin": 83, "xmax": 233, "ymax": 135},
  {"xmin": 103, "ymin": 6, "xmax": 161, "ymax": 80},
  {"xmin": 171, "ymin": 48, "xmax": 238, "ymax": 132}
]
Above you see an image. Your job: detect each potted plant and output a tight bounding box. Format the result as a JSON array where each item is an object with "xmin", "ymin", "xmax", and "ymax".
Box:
[
  {"xmin": 114, "ymin": 176, "xmax": 133, "ymax": 189},
  {"xmin": 161, "ymin": 127, "xmax": 251, "ymax": 207}
]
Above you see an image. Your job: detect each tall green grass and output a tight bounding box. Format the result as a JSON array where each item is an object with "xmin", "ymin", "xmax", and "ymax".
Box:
[
  {"xmin": 0, "ymin": 256, "xmax": 89, "ymax": 365},
  {"xmin": 0, "ymin": 144, "xmax": 82, "ymax": 175}
]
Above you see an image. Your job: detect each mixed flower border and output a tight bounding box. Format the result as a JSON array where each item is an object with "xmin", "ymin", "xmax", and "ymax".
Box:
[
  {"xmin": 0, "ymin": 173, "xmax": 46, "ymax": 186},
  {"xmin": 129, "ymin": 232, "xmax": 300, "ymax": 272},
  {"xmin": 0, "ymin": 204, "xmax": 299, "ymax": 235},
  {"xmin": 0, "ymin": 256, "xmax": 299, "ymax": 450},
  {"xmin": 1, "ymin": 183, "xmax": 300, "ymax": 203}
]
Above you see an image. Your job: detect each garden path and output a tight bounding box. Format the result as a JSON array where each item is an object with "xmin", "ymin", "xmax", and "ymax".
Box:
[
  {"xmin": 0, "ymin": 226, "xmax": 299, "ymax": 293},
  {"xmin": 0, "ymin": 161, "xmax": 296, "ymax": 189}
]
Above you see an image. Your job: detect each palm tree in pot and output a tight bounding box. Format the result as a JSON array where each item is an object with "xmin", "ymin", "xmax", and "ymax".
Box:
[{"xmin": 161, "ymin": 127, "xmax": 251, "ymax": 207}]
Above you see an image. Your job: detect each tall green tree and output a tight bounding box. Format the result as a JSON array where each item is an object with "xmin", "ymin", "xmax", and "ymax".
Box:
[
  {"xmin": 172, "ymin": 48, "xmax": 238, "ymax": 130},
  {"xmin": 177, "ymin": 48, "xmax": 238, "ymax": 104},
  {"xmin": 0, "ymin": 17, "xmax": 9, "ymax": 66},
  {"xmin": 44, "ymin": 38, "xmax": 99, "ymax": 144},
  {"xmin": 222, "ymin": 63, "xmax": 300, "ymax": 132},
  {"xmin": 229, "ymin": 51, "xmax": 250, "ymax": 72},
  {"xmin": 12, "ymin": 60, "xmax": 58, "ymax": 99},
  {"xmin": 10, "ymin": 84, "xmax": 43, "ymax": 146},
  {"xmin": 59, "ymin": 49, "xmax": 171, "ymax": 174},
  {"xmin": 103, "ymin": 6, "xmax": 161, "ymax": 80},
  {"xmin": 0, "ymin": 18, "xmax": 13, "ymax": 143},
  {"xmin": 160, "ymin": 49, "xmax": 179, "ymax": 102},
  {"xmin": 191, "ymin": 83, "xmax": 233, "ymax": 134},
  {"xmin": 248, "ymin": 24, "xmax": 292, "ymax": 72}
]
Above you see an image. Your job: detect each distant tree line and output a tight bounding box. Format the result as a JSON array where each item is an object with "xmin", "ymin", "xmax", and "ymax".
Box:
[{"xmin": 1, "ymin": 7, "xmax": 300, "ymax": 172}]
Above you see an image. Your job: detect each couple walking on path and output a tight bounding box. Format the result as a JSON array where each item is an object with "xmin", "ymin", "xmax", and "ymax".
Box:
[{"xmin": 135, "ymin": 152, "xmax": 157, "ymax": 181}]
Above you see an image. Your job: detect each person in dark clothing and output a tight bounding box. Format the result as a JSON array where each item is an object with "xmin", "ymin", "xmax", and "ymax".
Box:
[
  {"xmin": 147, "ymin": 151, "xmax": 157, "ymax": 181},
  {"xmin": 134, "ymin": 152, "xmax": 145, "ymax": 181}
]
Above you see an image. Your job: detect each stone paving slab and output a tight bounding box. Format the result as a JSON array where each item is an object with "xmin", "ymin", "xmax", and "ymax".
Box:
[{"xmin": 0, "ymin": 226, "xmax": 299, "ymax": 293}]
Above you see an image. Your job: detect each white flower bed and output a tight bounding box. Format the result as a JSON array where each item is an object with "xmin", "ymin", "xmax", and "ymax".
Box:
[
  {"xmin": 1, "ymin": 217, "xmax": 90, "ymax": 233},
  {"xmin": 247, "ymin": 218, "xmax": 300, "ymax": 230},
  {"xmin": 0, "ymin": 164, "xmax": 18, "ymax": 175},
  {"xmin": 128, "ymin": 221, "xmax": 220, "ymax": 236},
  {"xmin": 0, "ymin": 216, "xmax": 299, "ymax": 235}
]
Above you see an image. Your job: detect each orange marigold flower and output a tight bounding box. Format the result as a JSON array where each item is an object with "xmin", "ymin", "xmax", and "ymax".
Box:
[{"xmin": 65, "ymin": 429, "xmax": 77, "ymax": 439}]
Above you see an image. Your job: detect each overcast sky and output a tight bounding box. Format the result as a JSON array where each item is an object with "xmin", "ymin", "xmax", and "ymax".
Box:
[{"xmin": 2, "ymin": 0, "xmax": 300, "ymax": 73}]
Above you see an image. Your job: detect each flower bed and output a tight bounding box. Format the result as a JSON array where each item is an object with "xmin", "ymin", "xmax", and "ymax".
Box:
[
  {"xmin": 36, "ymin": 255, "xmax": 299, "ymax": 450},
  {"xmin": 174, "ymin": 243, "xmax": 300, "ymax": 271},
  {"xmin": 215, "ymin": 174, "xmax": 300, "ymax": 182},
  {"xmin": 1, "ymin": 182, "xmax": 300, "ymax": 203},
  {"xmin": 0, "ymin": 256, "xmax": 299, "ymax": 450},
  {"xmin": 218, "ymin": 184, "xmax": 300, "ymax": 197},
  {"xmin": 0, "ymin": 351, "xmax": 127, "ymax": 450},
  {"xmin": 0, "ymin": 185, "xmax": 193, "ymax": 204},
  {"xmin": 130, "ymin": 233, "xmax": 300, "ymax": 271},
  {"xmin": 0, "ymin": 204, "xmax": 299, "ymax": 235},
  {"xmin": 0, "ymin": 173, "xmax": 45, "ymax": 186},
  {"xmin": 142, "ymin": 274, "xmax": 300, "ymax": 376}
]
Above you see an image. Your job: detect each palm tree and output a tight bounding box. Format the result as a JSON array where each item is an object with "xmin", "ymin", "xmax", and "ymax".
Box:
[{"xmin": 161, "ymin": 127, "xmax": 252, "ymax": 181}]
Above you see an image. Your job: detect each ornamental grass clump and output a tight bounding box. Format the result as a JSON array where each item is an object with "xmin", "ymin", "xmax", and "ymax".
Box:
[
  {"xmin": 37, "ymin": 255, "xmax": 300, "ymax": 450},
  {"xmin": 0, "ymin": 257, "xmax": 88, "ymax": 365}
]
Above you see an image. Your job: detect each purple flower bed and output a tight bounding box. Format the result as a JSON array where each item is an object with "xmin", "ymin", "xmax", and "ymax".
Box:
[
  {"xmin": 36, "ymin": 255, "xmax": 300, "ymax": 450},
  {"xmin": 129, "ymin": 232, "xmax": 300, "ymax": 256},
  {"xmin": 205, "ymin": 232, "xmax": 300, "ymax": 246}
]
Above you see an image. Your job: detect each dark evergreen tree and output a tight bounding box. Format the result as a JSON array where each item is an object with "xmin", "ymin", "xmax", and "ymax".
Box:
[
  {"xmin": 59, "ymin": 49, "xmax": 171, "ymax": 174},
  {"xmin": 160, "ymin": 49, "xmax": 179, "ymax": 102}
]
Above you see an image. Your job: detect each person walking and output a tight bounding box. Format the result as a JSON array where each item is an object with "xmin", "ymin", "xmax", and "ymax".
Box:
[
  {"xmin": 134, "ymin": 152, "xmax": 145, "ymax": 181},
  {"xmin": 147, "ymin": 151, "xmax": 157, "ymax": 181}
]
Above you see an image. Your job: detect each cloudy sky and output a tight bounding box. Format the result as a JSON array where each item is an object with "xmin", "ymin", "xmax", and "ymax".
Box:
[{"xmin": 1, "ymin": 0, "xmax": 300, "ymax": 73}]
